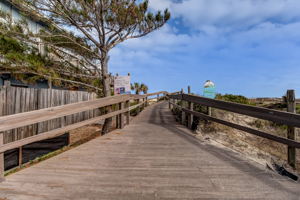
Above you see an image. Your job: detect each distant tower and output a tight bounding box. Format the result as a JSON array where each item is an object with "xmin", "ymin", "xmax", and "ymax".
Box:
[
  {"xmin": 204, "ymin": 80, "xmax": 215, "ymax": 88},
  {"xmin": 203, "ymin": 80, "xmax": 216, "ymax": 99}
]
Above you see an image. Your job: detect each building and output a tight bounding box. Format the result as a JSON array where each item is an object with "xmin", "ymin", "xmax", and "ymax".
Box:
[
  {"xmin": 0, "ymin": 0, "xmax": 51, "ymax": 88},
  {"xmin": 0, "ymin": 0, "xmax": 92, "ymax": 90}
]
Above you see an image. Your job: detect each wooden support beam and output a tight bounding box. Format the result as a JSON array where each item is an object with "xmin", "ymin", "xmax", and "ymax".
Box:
[
  {"xmin": 137, "ymin": 99, "xmax": 140, "ymax": 114},
  {"xmin": 129, "ymin": 102, "xmax": 144, "ymax": 111},
  {"xmin": 181, "ymin": 89, "xmax": 186, "ymax": 126},
  {"xmin": 172, "ymin": 94, "xmax": 178, "ymax": 113},
  {"xmin": 19, "ymin": 146, "xmax": 22, "ymax": 168},
  {"xmin": 119, "ymin": 102, "xmax": 125, "ymax": 129},
  {"xmin": 0, "ymin": 94, "xmax": 132, "ymax": 132},
  {"xmin": 126, "ymin": 101, "xmax": 130, "ymax": 125},
  {"xmin": 0, "ymin": 132, "xmax": 4, "ymax": 182},
  {"xmin": 0, "ymin": 108, "xmax": 129, "ymax": 154},
  {"xmin": 179, "ymin": 94, "xmax": 300, "ymax": 128},
  {"xmin": 182, "ymin": 107, "xmax": 300, "ymax": 149},
  {"xmin": 187, "ymin": 86, "xmax": 193, "ymax": 129},
  {"xmin": 287, "ymin": 90, "xmax": 296, "ymax": 169},
  {"xmin": 142, "ymin": 98, "xmax": 145, "ymax": 110},
  {"xmin": 116, "ymin": 103, "xmax": 119, "ymax": 128},
  {"xmin": 169, "ymin": 93, "xmax": 300, "ymax": 150}
]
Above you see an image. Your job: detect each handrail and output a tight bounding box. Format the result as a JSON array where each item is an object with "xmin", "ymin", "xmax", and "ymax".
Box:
[
  {"xmin": 0, "ymin": 108, "xmax": 128, "ymax": 153},
  {"xmin": 168, "ymin": 94, "xmax": 300, "ymax": 149},
  {"xmin": 130, "ymin": 91, "xmax": 168, "ymax": 100},
  {"xmin": 0, "ymin": 95, "xmax": 131, "ymax": 132},
  {"xmin": 0, "ymin": 91, "xmax": 167, "ymax": 179},
  {"xmin": 0, "ymin": 91, "xmax": 167, "ymax": 132},
  {"xmin": 169, "ymin": 94, "xmax": 300, "ymax": 128}
]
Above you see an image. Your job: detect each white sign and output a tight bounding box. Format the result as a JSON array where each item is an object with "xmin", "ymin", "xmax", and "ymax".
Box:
[{"xmin": 114, "ymin": 76, "xmax": 131, "ymax": 95}]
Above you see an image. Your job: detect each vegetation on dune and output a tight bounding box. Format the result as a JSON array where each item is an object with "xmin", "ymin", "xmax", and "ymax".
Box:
[{"xmin": 215, "ymin": 93, "xmax": 254, "ymax": 105}]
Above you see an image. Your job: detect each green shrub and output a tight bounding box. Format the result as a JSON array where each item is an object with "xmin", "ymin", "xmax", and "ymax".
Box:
[
  {"xmin": 296, "ymin": 104, "xmax": 300, "ymax": 114},
  {"xmin": 215, "ymin": 93, "xmax": 254, "ymax": 105}
]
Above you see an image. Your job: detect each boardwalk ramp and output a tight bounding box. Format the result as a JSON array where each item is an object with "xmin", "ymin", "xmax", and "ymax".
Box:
[{"xmin": 0, "ymin": 102, "xmax": 299, "ymax": 200}]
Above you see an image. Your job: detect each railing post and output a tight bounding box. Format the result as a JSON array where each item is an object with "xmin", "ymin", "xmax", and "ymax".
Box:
[
  {"xmin": 119, "ymin": 102, "xmax": 125, "ymax": 129},
  {"xmin": 0, "ymin": 132, "xmax": 4, "ymax": 182},
  {"xmin": 157, "ymin": 94, "xmax": 159, "ymax": 102},
  {"xmin": 19, "ymin": 146, "xmax": 22, "ymax": 168},
  {"xmin": 142, "ymin": 98, "xmax": 145, "ymax": 110},
  {"xmin": 187, "ymin": 86, "xmax": 194, "ymax": 129},
  {"xmin": 181, "ymin": 89, "xmax": 186, "ymax": 126},
  {"xmin": 137, "ymin": 99, "xmax": 140, "ymax": 114},
  {"xmin": 126, "ymin": 100, "xmax": 130, "ymax": 125},
  {"xmin": 115, "ymin": 103, "xmax": 119, "ymax": 128},
  {"xmin": 207, "ymin": 107, "xmax": 212, "ymax": 116},
  {"xmin": 172, "ymin": 95, "xmax": 176, "ymax": 113},
  {"xmin": 286, "ymin": 90, "xmax": 296, "ymax": 169},
  {"xmin": 145, "ymin": 97, "xmax": 148, "ymax": 107}
]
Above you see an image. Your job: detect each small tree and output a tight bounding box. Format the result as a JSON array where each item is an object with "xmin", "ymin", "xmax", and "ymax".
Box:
[
  {"xmin": 12, "ymin": 0, "xmax": 170, "ymax": 133},
  {"xmin": 131, "ymin": 82, "xmax": 141, "ymax": 95},
  {"xmin": 140, "ymin": 83, "xmax": 148, "ymax": 94},
  {"xmin": 131, "ymin": 82, "xmax": 148, "ymax": 94}
]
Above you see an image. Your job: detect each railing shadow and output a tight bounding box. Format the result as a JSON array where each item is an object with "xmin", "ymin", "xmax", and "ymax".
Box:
[{"xmin": 148, "ymin": 102, "xmax": 300, "ymax": 198}]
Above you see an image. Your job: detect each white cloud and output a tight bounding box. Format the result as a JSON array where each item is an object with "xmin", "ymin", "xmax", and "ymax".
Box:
[
  {"xmin": 109, "ymin": 0, "xmax": 300, "ymax": 96},
  {"xmin": 150, "ymin": 0, "xmax": 300, "ymax": 30}
]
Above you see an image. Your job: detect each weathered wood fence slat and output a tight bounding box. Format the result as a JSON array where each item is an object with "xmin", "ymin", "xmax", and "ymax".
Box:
[{"xmin": 0, "ymin": 86, "xmax": 98, "ymax": 144}]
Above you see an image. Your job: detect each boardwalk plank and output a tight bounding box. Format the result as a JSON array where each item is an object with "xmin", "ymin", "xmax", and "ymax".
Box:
[{"xmin": 0, "ymin": 102, "xmax": 299, "ymax": 200}]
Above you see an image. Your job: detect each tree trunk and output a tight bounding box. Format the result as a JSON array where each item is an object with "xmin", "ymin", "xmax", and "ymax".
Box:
[{"xmin": 101, "ymin": 51, "xmax": 112, "ymax": 134}]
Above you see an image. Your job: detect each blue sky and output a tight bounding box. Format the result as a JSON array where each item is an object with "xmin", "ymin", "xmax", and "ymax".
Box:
[{"xmin": 109, "ymin": 0, "xmax": 300, "ymax": 98}]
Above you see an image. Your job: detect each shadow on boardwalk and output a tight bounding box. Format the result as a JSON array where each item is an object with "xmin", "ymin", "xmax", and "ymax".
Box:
[
  {"xmin": 0, "ymin": 101, "xmax": 299, "ymax": 200},
  {"xmin": 148, "ymin": 102, "xmax": 300, "ymax": 198}
]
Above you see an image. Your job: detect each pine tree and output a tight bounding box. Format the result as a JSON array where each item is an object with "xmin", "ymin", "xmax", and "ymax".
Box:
[{"xmin": 11, "ymin": 0, "xmax": 170, "ymax": 133}]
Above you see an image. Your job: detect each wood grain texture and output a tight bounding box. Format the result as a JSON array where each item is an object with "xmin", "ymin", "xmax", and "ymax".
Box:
[
  {"xmin": 0, "ymin": 93, "xmax": 130, "ymax": 132},
  {"xmin": 0, "ymin": 86, "xmax": 98, "ymax": 143},
  {"xmin": 0, "ymin": 102, "xmax": 299, "ymax": 200},
  {"xmin": 0, "ymin": 133, "xmax": 3, "ymax": 180},
  {"xmin": 287, "ymin": 90, "xmax": 296, "ymax": 168},
  {"xmin": 169, "ymin": 101, "xmax": 300, "ymax": 149},
  {"xmin": 129, "ymin": 102, "xmax": 144, "ymax": 111},
  {"xmin": 183, "ymin": 108, "xmax": 300, "ymax": 149},
  {"xmin": 181, "ymin": 94, "xmax": 300, "ymax": 128},
  {"xmin": 0, "ymin": 108, "xmax": 128, "ymax": 153}
]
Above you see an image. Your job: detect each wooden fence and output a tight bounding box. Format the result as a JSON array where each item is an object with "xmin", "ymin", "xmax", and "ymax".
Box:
[
  {"xmin": 0, "ymin": 86, "xmax": 98, "ymax": 144},
  {"xmin": 168, "ymin": 90, "xmax": 300, "ymax": 169},
  {"xmin": 0, "ymin": 91, "xmax": 167, "ymax": 180}
]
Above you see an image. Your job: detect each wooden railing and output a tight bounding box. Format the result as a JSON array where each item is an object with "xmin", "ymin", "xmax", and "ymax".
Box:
[
  {"xmin": 0, "ymin": 91, "xmax": 167, "ymax": 180},
  {"xmin": 168, "ymin": 92, "xmax": 300, "ymax": 169}
]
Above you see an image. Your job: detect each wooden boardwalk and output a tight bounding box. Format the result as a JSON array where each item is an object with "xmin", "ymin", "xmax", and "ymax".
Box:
[{"xmin": 0, "ymin": 102, "xmax": 299, "ymax": 200}]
